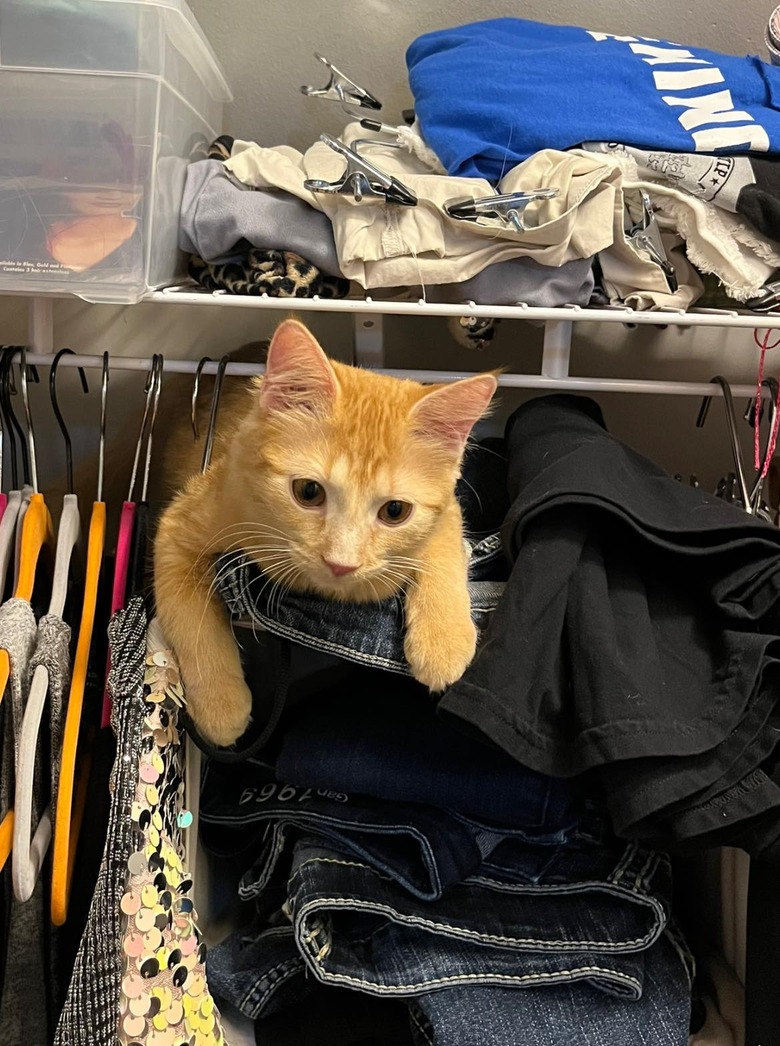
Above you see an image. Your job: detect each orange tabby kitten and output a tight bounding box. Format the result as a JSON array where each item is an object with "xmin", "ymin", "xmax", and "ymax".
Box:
[{"xmin": 154, "ymin": 319, "xmax": 497, "ymax": 745}]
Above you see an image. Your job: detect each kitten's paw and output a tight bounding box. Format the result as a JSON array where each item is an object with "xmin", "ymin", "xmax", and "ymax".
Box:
[
  {"xmin": 404, "ymin": 617, "xmax": 477, "ymax": 693},
  {"xmin": 187, "ymin": 674, "xmax": 253, "ymax": 747}
]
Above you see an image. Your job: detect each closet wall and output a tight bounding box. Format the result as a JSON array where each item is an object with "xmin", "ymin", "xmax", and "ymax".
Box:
[{"xmin": 0, "ymin": 0, "xmax": 772, "ymax": 497}]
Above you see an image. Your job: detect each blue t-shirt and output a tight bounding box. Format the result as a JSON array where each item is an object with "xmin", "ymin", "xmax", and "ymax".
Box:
[{"xmin": 406, "ymin": 18, "xmax": 780, "ymax": 182}]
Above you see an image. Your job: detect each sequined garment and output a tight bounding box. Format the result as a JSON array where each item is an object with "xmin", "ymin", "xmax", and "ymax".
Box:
[
  {"xmin": 117, "ymin": 616, "xmax": 226, "ymax": 1046},
  {"xmin": 56, "ymin": 605, "xmax": 227, "ymax": 1046},
  {"xmin": 55, "ymin": 597, "xmax": 148, "ymax": 1046}
]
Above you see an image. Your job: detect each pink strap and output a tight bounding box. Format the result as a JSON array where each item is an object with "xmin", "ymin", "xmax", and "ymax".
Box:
[
  {"xmin": 101, "ymin": 501, "xmax": 136, "ymax": 728},
  {"xmin": 0, "ymin": 493, "xmax": 8, "ymax": 525}
]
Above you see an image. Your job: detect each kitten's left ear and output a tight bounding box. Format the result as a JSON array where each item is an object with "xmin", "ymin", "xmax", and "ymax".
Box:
[
  {"xmin": 411, "ymin": 373, "xmax": 498, "ymax": 453},
  {"xmin": 259, "ymin": 318, "xmax": 338, "ymax": 414}
]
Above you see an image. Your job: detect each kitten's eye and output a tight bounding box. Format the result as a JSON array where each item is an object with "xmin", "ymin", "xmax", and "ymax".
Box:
[
  {"xmin": 292, "ymin": 479, "xmax": 326, "ymax": 507},
  {"xmin": 378, "ymin": 500, "xmax": 413, "ymax": 525}
]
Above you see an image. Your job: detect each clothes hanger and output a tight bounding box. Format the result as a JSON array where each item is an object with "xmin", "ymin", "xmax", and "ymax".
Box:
[
  {"xmin": 12, "ymin": 350, "xmax": 88, "ymax": 901},
  {"xmin": 181, "ymin": 355, "xmax": 226, "ymax": 879},
  {"xmin": 52, "ymin": 351, "xmax": 108, "ymax": 925},
  {"xmin": 697, "ymin": 375, "xmax": 775, "ymax": 516},
  {"xmin": 0, "ymin": 347, "xmax": 53, "ymax": 873},
  {"xmin": 0, "ymin": 351, "xmax": 27, "ymax": 600},
  {"xmin": 100, "ymin": 353, "xmax": 163, "ymax": 728},
  {"xmin": 128, "ymin": 354, "xmax": 164, "ymax": 602},
  {"xmin": 10, "ymin": 351, "xmax": 41, "ymax": 591}
]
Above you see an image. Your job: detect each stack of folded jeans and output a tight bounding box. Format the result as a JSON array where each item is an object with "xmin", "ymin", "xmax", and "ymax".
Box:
[{"xmin": 202, "ymin": 664, "xmax": 693, "ymax": 1044}]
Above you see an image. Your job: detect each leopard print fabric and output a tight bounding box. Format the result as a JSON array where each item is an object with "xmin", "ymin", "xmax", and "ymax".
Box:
[
  {"xmin": 192, "ymin": 136, "xmax": 350, "ymax": 299},
  {"xmin": 188, "ymin": 249, "xmax": 351, "ymax": 299}
]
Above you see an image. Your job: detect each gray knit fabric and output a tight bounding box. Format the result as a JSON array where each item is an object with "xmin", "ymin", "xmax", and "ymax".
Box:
[
  {"xmin": 54, "ymin": 597, "xmax": 147, "ymax": 1046},
  {"xmin": 179, "ymin": 158, "xmax": 344, "ymax": 275},
  {"xmin": 29, "ymin": 613, "xmax": 72, "ymax": 806},
  {"xmin": 0, "ymin": 597, "xmax": 48, "ymax": 1046}
]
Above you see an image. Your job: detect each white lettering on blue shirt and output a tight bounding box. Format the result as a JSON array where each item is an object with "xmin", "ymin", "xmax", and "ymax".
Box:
[{"xmin": 586, "ymin": 31, "xmax": 770, "ymax": 151}]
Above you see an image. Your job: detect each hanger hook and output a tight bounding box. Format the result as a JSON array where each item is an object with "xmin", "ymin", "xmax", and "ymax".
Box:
[
  {"xmin": 97, "ymin": 352, "xmax": 109, "ymax": 503},
  {"xmin": 201, "ymin": 355, "xmax": 230, "ymax": 474},
  {"xmin": 191, "ymin": 356, "xmax": 213, "ymax": 441},
  {"xmin": 18, "ymin": 345, "xmax": 38, "ymax": 494},
  {"xmin": 1, "ymin": 347, "xmax": 29, "ymax": 488},
  {"xmin": 128, "ymin": 354, "xmax": 161, "ymax": 502},
  {"xmin": 0, "ymin": 349, "xmax": 15, "ymax": 491},
  {"xmin": 50, "ymin": 348, "xmax": 90, "ymax": 496},
  {"xmin": 140, "ymin": 354, "xmax": 164, "ymax": 503},
  {"xmin": 697, "ymin": 374, "xmax": 752, "ymax": 511}
]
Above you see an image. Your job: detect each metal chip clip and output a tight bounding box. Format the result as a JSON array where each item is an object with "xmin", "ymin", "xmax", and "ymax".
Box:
[
  {"xmin": 626, "ymin": 191, "xmax": 678, "ymax": 293},
  {"xmin": 305, "ymin": 133, "xmax": 417, "ymax": 206},
  {"xmin": 444, "ymin": 189, "xmax": 559, "ymax": 232},
  {"xmin": 300, "ymin": 53, "xmax": 382, "ymax": 111}
]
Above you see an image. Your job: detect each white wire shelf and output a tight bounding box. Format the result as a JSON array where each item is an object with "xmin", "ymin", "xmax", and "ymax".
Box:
[{"xmin": 149, "ymin": 285, "xmax": 780, "ymax": 330}]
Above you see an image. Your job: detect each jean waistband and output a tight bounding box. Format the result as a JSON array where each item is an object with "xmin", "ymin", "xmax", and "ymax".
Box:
[
  {"xmin": 216, "ymin": 551, "xmax": 505, "ymax": 674},
  {"xmin": 200, "ymin": 763, "xmax": 510, "ymax": 900}
]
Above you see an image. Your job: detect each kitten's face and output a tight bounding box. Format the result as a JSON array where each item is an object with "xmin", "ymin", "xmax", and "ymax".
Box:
[{"xmin": 229, "ymin": 320, "xmax": 496, "ymax": 603}]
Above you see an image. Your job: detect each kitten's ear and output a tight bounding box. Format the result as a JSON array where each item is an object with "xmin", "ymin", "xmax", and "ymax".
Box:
[
  {"xmin": 259, "ymin": 319, "xmax": 338, "ymax": 413},
  {"xmin": 411, "ymin": 373, "xmax": 498, "ymax": 453}
]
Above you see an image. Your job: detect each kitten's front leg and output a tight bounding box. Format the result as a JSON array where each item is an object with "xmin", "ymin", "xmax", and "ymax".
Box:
[
  {"xmin": 154, "ymin": 491, "xmax": 252, "ymax": 747},
  {"xmin": 403, "ymin": 501, "xmax": 476, "ymax": 692}
]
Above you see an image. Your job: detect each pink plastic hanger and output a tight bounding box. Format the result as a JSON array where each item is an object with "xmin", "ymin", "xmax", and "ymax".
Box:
[{"xmin": 100, "ymin": 358, "xmax": 162, "ymax": 727}]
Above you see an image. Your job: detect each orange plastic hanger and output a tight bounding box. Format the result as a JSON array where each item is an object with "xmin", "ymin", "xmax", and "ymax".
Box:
[
  {"xmin": 0, "ymin": 349, "xmax": 54, "ymax": 873},
  {"xmin": 52, "ymin": 352, "xmax": 109, "ymax": 924}
]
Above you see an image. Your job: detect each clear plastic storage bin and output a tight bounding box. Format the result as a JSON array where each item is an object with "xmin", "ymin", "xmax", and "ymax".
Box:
[{"xmin": 0, "ymin": 0, "xmax": 231, "ymax": 303}]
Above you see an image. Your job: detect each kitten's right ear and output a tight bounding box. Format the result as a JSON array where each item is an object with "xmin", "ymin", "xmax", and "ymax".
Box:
[{"xmin": 259, "ymin": 319, "xmax": 338, "ymax": 414}]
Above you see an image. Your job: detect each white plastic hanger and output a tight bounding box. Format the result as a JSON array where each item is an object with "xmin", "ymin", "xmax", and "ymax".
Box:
[{"xmin": 12, "ymin": 351, "xmax": 87, "ymax": 901}]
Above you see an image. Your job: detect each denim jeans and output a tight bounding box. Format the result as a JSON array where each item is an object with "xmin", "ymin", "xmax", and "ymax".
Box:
[
  {"xmin": 216, "ymin": 531, "xmax": 505, "ymax": 676},
  {"xmin": 407, "ymin": 929, "xmax": 693, "ymax": 1046},
  {"xmin": 200, "ymin": 759, "xmax": 533, "ymax": 901},
  {"xmin": 286, "ymin": 828, "xmax": 671, "ymax": 998},
  {"xmin": 275, "ymin": 665, "xmax": 577, "ymax": 828}
]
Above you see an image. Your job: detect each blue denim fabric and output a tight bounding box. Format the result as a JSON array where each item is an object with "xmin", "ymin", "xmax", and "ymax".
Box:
[
  {"xmin": 199, "ymin": 760, "xmax": 516, "ymax": 901},
  {"xmin": 407, "ymin": 930, "xmax": 693, "ymax": 1045},
  {"xmin": 275, "ymin": 669, "xmax": 577, "ymax": 828},
  {"xmin": 207, "ymin": 922, "xmax": 414, "ymax": 1044},
  {"xmin": 216, "ymin": 532, "xmax": 505, "ymax": 675},
  {"xmin": 287, "ymin": 830, "xmax": 672, "ymax": 997},
  {"xmin": 207, "ymin": 922, "xmax": 307, "ymax": 1020}
]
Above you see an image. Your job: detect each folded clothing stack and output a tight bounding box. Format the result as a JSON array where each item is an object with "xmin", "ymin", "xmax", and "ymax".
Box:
[
  {"xmin": 180, "ymin": 135, "xmax": 595, "ymax": 313},
  {"xmin": 199, "ymin": 440, "xmax": 696, "ymax": 1045},
  {"xmin": 201, "ymin": 671, "xmax": 692, "ymax": 1045},
  {"xmin": 406, "ymin": 17, "xmax": 780, "ymax": 308}
]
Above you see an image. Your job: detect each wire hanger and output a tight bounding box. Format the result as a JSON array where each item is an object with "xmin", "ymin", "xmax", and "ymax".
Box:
[
  {"xmin": 191, "ymin": 355, "xmax": 213, "ymax": 440},
  {"xmin": 201, "ymin": 354, "xmax": 229, "ymax": 472},
  {"xmin": 179, "ymin": 353, "xmax": 227, "ymax": 886},
  {"xmin": 696, "ymin": 374, "xmax": 773, "ymax": 515},
  {"xmin": 13, "ymin": 349, "xmax": 88, "ymax": 901},
  {"xmin": 52, "ymin": 351, "xmax": 108, "ymax": 925},
  {"xmin": 128, "ymin": 353, "xmax": 163, "ymax": 601}
]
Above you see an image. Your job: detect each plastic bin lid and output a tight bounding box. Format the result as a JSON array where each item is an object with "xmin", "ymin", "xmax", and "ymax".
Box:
[{"xmin": 76, "ymin": 0, "xmax": 232, "ymax": 102}]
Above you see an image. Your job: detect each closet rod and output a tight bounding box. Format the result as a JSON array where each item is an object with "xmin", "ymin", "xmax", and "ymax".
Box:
[{"xmin": 18, "ymin": 352, "xmax": 768, "ymax": 398}]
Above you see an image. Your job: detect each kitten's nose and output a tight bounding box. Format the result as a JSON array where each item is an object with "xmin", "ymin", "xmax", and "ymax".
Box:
[{"xmin": 322, "ymin": 557, "xmax": 359, "ymax": 577}]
